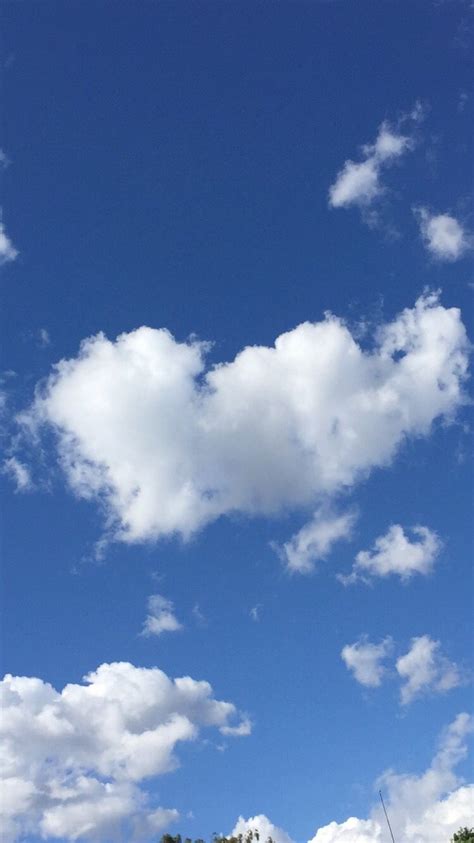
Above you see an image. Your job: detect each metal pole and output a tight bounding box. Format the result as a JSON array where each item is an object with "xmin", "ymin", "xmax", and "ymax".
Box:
[{"xmin": 379, "ymin": 790, "xmax": 396, "ymax": 843}]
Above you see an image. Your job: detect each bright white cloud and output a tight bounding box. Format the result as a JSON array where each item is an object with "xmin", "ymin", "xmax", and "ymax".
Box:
[
  {"xmin": 277, "ymin": 508, "xmax": 357, "ymax": 574},
  {"xmin": 329, "ymin": 116, "xmax": 416, "ymax": 210},
  {"xmin": 0, "ymin": 661, "xmax": 250, "ymax": 842},
  {"xmin": 0, "ymin": 213, "xmax": 18, "ymax": 265},
  {"xmin": 232, "ymin": 814, "xmax": 295, "ymax": 843},
  {"xmin": 341, "ymin": 637, "xmax": 393, "ymax": 687},
  {"xmin": 340, "ymin": 524, "xmax": 441, "ymax": 584},
  {"xmin": 308, "ymin": 713, "xmax": 473, "ymax": 843},
  {"xmin": 23, "ymin": 293, "xmax": 468, "ymax": 547},
  {"xmin": 415, "ymin": 207, "xmax": 472, "ymax": 261},
  {"xmin": 2, "ymin": 457, "xmax": 33, "ymax": 492},
  {"xmin": 396, "ymin": 635, "xmax": 463, "ymax": 705},
  {"xmin": 141, "ymin": 594, "xmax": 183, "ymax": 637}
]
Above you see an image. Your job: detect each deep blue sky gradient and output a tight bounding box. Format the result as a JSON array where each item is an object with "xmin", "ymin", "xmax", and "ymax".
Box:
[{"xmin": 1, "ymin": 2, "xmax": 473, "ymax": 841}]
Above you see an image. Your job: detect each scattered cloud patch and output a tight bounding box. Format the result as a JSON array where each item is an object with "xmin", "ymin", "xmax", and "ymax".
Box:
[
  {"xmin": 340, "ymin": 524, "xmax": 441, "ymax": 584},
  {"xmin": 341, "ymin": 636, "xmax": 393, "ymax": 687},
  {"xmin": 342, "ymin": 634, "xmax": 464, "ymax": 704},
  {"xmin": 140, "ymin": 594, "xmax": 183, "ymax": 637},
  {"xmin": 415, "ymin": 207, "xmax": 472, "ymax": 261},
  {"xmin": 308, "ymin": 713, "xmax": 473, "ymax": 843},
  {"xmin": 276, "ymin": 508, "xmax": 357, "ymax": 574},
  {"xmin": 2, "ymin": 457, "xmax": 33, "ymax": 492},
  {"xmin": 0, "ymin": 661, "xmax": 250, "ymax": 842},
  {"xmin": 396, "ymin": 635, "xmax": 463, "ymax": 705},
  {"xmin": 21, "ymin": 293, "xmax": 469, "ymax": 550}
]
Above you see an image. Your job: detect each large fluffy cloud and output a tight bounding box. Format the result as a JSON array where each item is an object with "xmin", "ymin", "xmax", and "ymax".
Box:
[
  {"xmin": 0, "ymin": 661, "xmax": 250, "ymax": 842},
  {"xmin": 232, "ymin": 716, "xmax": 474, "ymax": 843},
  {"xmin": 23, "ymin": 292, "xmax": 468, "ymax": 546},
  {"xmin": 307, "ymin": 713, "xmax": 473, "ymax": 842}
]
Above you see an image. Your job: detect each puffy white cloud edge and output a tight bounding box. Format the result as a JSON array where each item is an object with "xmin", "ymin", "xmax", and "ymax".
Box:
[
  {"xmin": 0, "ymin": 661, "xmax": 250, "ymax": 842},
  {"xmin": 21, "ymin": 292, "xmax": 469, "ymax": 552},
  {"xmin": 234, "ymin": 713, "xmax": 473, "ymax": 843}
]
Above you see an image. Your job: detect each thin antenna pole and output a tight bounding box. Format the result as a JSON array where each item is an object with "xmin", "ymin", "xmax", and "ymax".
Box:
[{"xmin": 378, "ymin": 790, "xmax": 396, "ymax": 843}]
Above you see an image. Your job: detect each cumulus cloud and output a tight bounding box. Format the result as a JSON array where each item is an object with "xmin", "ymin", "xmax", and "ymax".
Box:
[
  {"xmin": 0, "ymin": 661, "xmax": 250, "ymax": 842},
  {"xmin": 276, "ymin": 507, "xmax": 357, "ymax": 574},
  {"xmin": 308, "ymin": 713, "xmax": 473, "ymax": 843},
  {"xmin": 140, "ymin": 594, "xmax": 183, "ymax": 637},
  {"xmin": 341, "ymin": 637, "xmax": 393, "ymax": 687},
  {"xmin": 2, "ymin": 457, "xmax": 33, "ymax": 492},
  {"xmin": 232, "ymin": 814, "xmax": 295, "ymax": 843},
  {"xmin": 415, "ymin": 207, "xmax": 472, "ymax": 261},
  {"xmin": 0, "ymin": 213, "xmax": 18, "ymax": 265},
  {"xmin": 329, "ymin": 109, "xmax": 421, "ymax": 212},
  {"xmin": 21, "ymin": 293, "xmax": 468, "ymax": 549},
  {"xmin": 339, "ymin": 524, "xmax": 441, "ymax": 584},
  {"xmin": 396, "ymin": 635, "xmax": 463, "ymax": 705}
]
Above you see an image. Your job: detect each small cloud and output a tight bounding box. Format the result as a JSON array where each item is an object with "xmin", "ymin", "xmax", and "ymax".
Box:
[
  {"xmin": 2, "ymin": 457, "xmax": 33, "ymax": 492},
  {"xmin": 329, "ymin": 106, "xmax": 423, "ymax": 217},
  {"xmin": 38, "ymin": 328, "xmax": 51, "ymax": 348},
  {"xmin": 275, "ymin": 507, "xmax": 357, "ymax": 575},
  {"xmin": 249, "ymin": 604, "xmax": 262, "ymax": 622},
  {"xmin": 0, "ymin": 212, "xmax": 18, "ymax": 265},
  {"xmin": 414, "ymin": 207, "xmax": 472, "ymax": 261},
  {"xmin": 396, "ymin": 635, "xmax": 463, "ymax": 705},
  {"xmin": 220, "ymin": 716, "xmax": 252, "ymax": 737},
  {"xmin": 140, "ymin": 594, "xmax": 183, "ymax": 637},
  {"xmin": 339, "ymin": 524, "xmax": 441, "ymax": 585},
  {"xmin": 192, "ymin": 602, "xmax": 207, "ymax": 626},
  {"xmin": 0, "ymin": 149, "xmax": 10, "ymax": 169},
  {"xmin": 341, "ymin": 636, "xmax": 393, "ymax": 687}
]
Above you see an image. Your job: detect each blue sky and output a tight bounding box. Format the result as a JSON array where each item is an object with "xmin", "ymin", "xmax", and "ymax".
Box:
[{"xmin": 1, "ymin": 2, "xmax": 473, "ymax": 842}]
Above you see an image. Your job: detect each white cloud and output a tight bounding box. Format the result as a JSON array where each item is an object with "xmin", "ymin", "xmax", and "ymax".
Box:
[
  {"xmin": 232, "ymin": 814, "xmax": 295, "ymax": 843},
  {"xmin": 415, "ymin": 208, "xmax": 472, "ymax": 261},
  {"xmin": 0, "ymin": 213, "xmax": 18, "ymax": 265},
  {"xmin": 39, "ymin": 328, "xmax": 51, "ymax": 348},
  {"xmin": 276, "ymin": 508, "xmax": 357, "ymax": 574},
  {"xmin": 340, "ymin": 524, "xmax": 441, "ymax": 584},
  {"xmin": 0, "ymin": 661, "xmax": 250, "ymax": 842},
  {"xmin": 23, "ymin": 293, "xmax": 468, "ymax": 547},
  {"xmin": 308, "ymin": 713, "xmax": 473, "ymax": 843},
  {"xmin": 140, "ymin": 594, "xmax": 183, "ymax": 637},
  {"xmin": 341, "ymin": 637, "xmax": 393, "ymax": 687},
  {"xmin": 2, "ymin": 457, "xmax": 33, "ymax": 492},
  {"xmin": 329, "ymin": 115, "xmax": 417, "ymax": 211},
  {"xmin": 396, "ymin": 635, "xmax": 463, "ymax": 705},
  {"xmin": 250, "ymin": 604, "xmax": 262, "ymax": 622}
]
